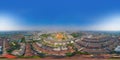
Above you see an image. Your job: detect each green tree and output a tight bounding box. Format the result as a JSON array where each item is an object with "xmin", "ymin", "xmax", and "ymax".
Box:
[
  {"xmin": 66, "ymin": 52, "xmax": 75, "ymax": 57},
  {"xmin": 71, "ymin": 33, "xmax": 79, "ymax": 38},
  {"xmin": 21, "ymin": 37, "xmax": 26, "ymax": 43}
]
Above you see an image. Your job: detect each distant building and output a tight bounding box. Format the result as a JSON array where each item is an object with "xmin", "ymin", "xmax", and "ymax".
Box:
[{"xmin": 24, "ymin": 34, "xmax": 33, "ymax": 41}]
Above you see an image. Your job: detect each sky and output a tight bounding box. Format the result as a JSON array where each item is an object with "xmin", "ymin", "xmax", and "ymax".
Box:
[{"xmin": 0, "ymin": 0, "xmax": 120, "ymax": 31}]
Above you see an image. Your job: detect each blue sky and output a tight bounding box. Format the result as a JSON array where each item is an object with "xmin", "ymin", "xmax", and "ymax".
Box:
[{"xmin": 0, "ymin": 0, "xmax": 120, "ymax": 31}]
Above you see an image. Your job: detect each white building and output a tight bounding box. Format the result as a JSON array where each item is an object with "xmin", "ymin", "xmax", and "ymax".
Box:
[{"xmin": 114, "ymin": 46, "xmax": 120, "ymax": 52}]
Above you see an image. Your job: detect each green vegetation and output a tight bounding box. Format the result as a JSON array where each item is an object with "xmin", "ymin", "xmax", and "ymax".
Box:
[
  {"xmin": 18, "ymin": 56, "xmax": 41, "ymax": 58},
  {"xmin": 21, "ymin": 37, "xmax": 26, "ymax": 43},
  {"xmin": 71, "ymin": 33, "xmax": 82, "ymax": 38},
  {"xmin": 32, "ymin": 56, "xmax": 41, "ymax": 58},
  {"xmin": 66, "ymin": 52, "xmax": 75, "ymax": 57},
  {"xmin": 40, "ymin": 34, "xmax": 50, "ymax": 38},
  {"xmin": 67, "ymin": 43, "xmax": 74, "ymax": 46},
  {"xmin": 76, "ymin": 51, "xmax": 89, "ymax": 55},
  {"xmin": 7, "ymin": 42, "xmax": 20, "ymax": 54}
]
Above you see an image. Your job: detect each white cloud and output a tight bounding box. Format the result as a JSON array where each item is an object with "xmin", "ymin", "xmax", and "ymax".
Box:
[
  {"xmin": 0, "ymin": 13, "xmax": 20, "ymax": 31},
  {"xmin": 88, "ymin": 13, "xmax": 120, "ymax": 31},
  {"xmin": 1, "ymin": 12, "xmax": 120, "ymax": 31}
]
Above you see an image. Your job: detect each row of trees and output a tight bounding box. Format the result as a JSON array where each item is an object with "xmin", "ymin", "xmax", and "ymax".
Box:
[{"xmin": 71, "ymin": 33, "xmax": 82, "ymax": 38}]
